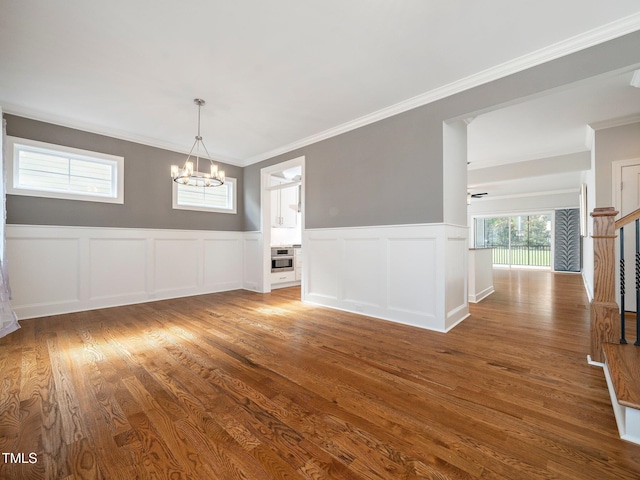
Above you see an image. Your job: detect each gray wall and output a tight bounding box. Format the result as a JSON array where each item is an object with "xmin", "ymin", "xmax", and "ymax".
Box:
[
  {"xmin": 244, "ymin": 108, "xmax": 442, "ymax": 230},
  {"xmin": 244, "ymin": 30, "xmax": 640, "ymax": 231},
  {"xmin": 4, "ymin": 115, "xmax": 244, "ymax": 231}
]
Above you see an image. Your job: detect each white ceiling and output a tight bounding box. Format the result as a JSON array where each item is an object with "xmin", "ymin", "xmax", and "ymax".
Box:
[
  {"xmin": 468, "ymin": 71, "xmax": 640, "ymax": 168},
  {"xmin": 467, "ymin": 70, "xmax": 640, "ymax": 198},
  {"xmin": 1, "ymin": 1, "xmax": 640, "ymax": 167}
]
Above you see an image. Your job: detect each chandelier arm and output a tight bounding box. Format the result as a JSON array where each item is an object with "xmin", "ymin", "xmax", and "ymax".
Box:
[
  {"xmin": 185, "ymin": 138, "xmax": 199, "ymax": 159},
  {"xmin": 200, "ymin": 140, "xmax": 214, "ymax": 164}
]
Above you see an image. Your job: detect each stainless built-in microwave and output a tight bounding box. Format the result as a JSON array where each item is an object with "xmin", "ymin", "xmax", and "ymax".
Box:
[{"xmin": 271, "ymin": 247, "xmax": 294, "ymax": 272}]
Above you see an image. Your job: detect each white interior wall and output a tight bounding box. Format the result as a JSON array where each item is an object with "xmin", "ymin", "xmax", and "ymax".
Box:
[
  {"xmin": 593, "ymin": 121, "xmax": 640, "ymax": 209},
  {"xmin": 582, "ymin": 148, "xmax": 596, "ymax": 300},
  {"xmin": 590, "ymin": 120, "xmax": 640, "ymax": 307},
  {"xmin": 468, "ymin": 191, "xmax": 579, "ymax": 217},
  {"xmin": 443, "ymin": 121, "xmax": 468, "ymax": 227}
]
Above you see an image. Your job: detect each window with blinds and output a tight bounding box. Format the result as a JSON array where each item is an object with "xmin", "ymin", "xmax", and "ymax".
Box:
[
  {"xmin": 173, "ymin": 177, "xmax": 236, "ymax": 214},
  {"xmin": 7, "ymin": 137, "xmax": 124, "ymax": 204}
]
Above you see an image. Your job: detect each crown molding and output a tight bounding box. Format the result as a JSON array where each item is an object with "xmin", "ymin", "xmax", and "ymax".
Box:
[
  {"xmin": 631, "ymin": 69, "xmax": 640, "ymax": 88},
  {"xmin": 243, "ymin": 12, "xmax": 640, "ymax": 166},
  {"xmin": 588, "ymin": 113, "xmax": 640, "ymax": 131},
  {"xmin": 1, "ymin": 102, "xmax": 244, "ymax": 167}
]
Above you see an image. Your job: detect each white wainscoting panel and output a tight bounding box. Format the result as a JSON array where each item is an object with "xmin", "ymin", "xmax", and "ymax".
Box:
[
  {"xmin": 89, "ymin": 238, "xmax": 147, "ymax": 301},
  {"xmin": 6, "ymin": 225, "xmax": 246, "ymax": 319},
  {"xmin": 343, "ymin": 238, "xmax": 381, "ymax": 307},
  {"xmin": 303, "ymin": 224, "xmax": 469, "ymax": 332},
  {"xmin": 154, "ymin": 239, "xmax": 200, "ymax": 293},
  {"xmin": 468, "ymin": 248, "xmax": 495, "ymax": 304},
  {"xmin": 242, "ymin": 233, "xmax": 262, "ymax": 292},
  {"xmin": 203, "ymin": 238, "xmax": 243, "ymax": 290},
  {"xmin": 8, "ymin": 224, "xmax": 470, "ymax": 331},
  {"xmin": 7, "ymin": 237, "xmax": 80, "ymax": 307},
  {"xmin": 387, "ymin": 237, "xmax": 437, "ymax": 318},
  {"xmin": 306, "ymin": 238, "xmax": 339, "ymax": 300},
  {"xmin": 444, "ymin": 228, "xmax": 469, "ymax": 330}
]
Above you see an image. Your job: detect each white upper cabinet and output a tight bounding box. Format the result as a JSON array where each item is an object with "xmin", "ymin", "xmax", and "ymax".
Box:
[{"xmin": 270, "ymin": 177, "xmax": 299, "ymax": 228}]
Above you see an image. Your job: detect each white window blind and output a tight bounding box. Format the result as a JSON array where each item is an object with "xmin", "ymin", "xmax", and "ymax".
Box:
[
  {"xmin": 7, "ymin": 137, "xmax": 124, "ymax": 204},
  {"xmin": 173, "ymin": 177, "xmax": 236, "ymax": 214}
]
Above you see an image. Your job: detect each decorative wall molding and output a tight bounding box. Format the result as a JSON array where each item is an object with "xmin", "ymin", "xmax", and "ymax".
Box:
[
  {"xmin": 6, "ymin": 225, "xmax": 246, "ymax": 319},
  {"xmin": 468, "ymin": 248, "xmax": 495, "ymax": 303},
  {"xmin": 302, "ymin": 224, "xmax": 469, "ymax": 332},
  {"xmin": 9, "ymin": 223, "xmax": 472, "ymax": 333},
  {"xmin": 242, "ymin": 232, "xmax": 263, "ymax": 292}
]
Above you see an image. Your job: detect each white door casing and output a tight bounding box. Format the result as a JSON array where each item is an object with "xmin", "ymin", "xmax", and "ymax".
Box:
[{"xmin": 613, "ymin": 158, "xmax": 640, "ymax": 313}]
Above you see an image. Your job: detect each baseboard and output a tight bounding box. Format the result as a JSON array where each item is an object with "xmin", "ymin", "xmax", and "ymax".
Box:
[
  {"xmin": 468, "ymin": 286, "xmax": 494, "ymax": 303},
  {"xmin": 587, "ymin": 355, "xmax": 604, "ymax": 367}
]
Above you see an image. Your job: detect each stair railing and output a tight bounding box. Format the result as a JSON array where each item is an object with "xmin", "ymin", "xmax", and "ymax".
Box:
[
  {"xmin": 615, "ymin": 208, "xmax": 640, "ymax": 346},
  {"xmin": 591, "ymin": 207, "xmax": 640, "ymax": 362}
]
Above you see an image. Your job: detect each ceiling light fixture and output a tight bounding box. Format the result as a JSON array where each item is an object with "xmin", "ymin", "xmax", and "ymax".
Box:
[{"xmin": 171, "ymin": 98, "xmax": 224, "ymax": 187}]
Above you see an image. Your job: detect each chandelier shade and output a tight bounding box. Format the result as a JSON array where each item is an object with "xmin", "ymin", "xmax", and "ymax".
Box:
[{"xmin": 171, "ymin": 98, "xmax": 225, "ymax": 187}]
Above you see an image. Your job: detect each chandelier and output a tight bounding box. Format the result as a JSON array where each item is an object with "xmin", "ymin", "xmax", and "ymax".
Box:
[{"xmin": 171, "ymin": 98, "xmax": 225, "ymax": 187}]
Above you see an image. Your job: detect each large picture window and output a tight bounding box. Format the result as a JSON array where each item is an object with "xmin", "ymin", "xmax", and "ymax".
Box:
[
  {"xmin": 172, "ymin": 177, "xmax": 236, "ymax": 214},
  {"xmin": 475, "ymin": 214, "xmax": 552, "ymax": 268},
  {"xmin": 7, "ymin": 137, "xmax": 124, "ymax": 204}
]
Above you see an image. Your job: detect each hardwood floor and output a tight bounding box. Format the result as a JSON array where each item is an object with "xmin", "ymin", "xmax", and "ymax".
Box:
[{"xmin": 1, "ymin": 269, "xmax": 640, "ymax": 479}]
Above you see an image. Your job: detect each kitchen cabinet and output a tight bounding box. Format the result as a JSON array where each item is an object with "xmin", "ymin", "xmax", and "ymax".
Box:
[
  {"xmin": 271, "ymin": 246, "xmax": 302, "ymax": 289},
  {"xmin": 271, "ymin": 181, "xmax": 298, "ymax": 228},
  {"xmin": 271, "ymin": 270, "xmax": 296, "ymax": 285}
]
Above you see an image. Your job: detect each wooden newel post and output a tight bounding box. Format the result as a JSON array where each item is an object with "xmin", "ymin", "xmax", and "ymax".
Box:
[{"xmin": 590, "ymin": 207, "xmax": 620, "ymax": 363}]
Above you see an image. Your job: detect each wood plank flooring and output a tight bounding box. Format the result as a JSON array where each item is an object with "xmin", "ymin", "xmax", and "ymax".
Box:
[{"xmin": 2, "ymin": 268, "xmax": 640, "ymax": 479}]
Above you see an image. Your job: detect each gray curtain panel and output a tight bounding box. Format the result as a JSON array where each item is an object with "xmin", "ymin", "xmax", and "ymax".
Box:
[
  {"xmin": 0, "ymin": 116, "xmax": 19, "ymax": 338},
  {"xmin": 554, "ymin": 208, "xmax": 581, "ymax": 272}
]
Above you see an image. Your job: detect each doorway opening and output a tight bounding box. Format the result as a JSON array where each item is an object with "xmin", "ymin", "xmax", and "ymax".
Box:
[{"xmin": 260, "ymin": 156, "xmax": 305, "ymax": 294}]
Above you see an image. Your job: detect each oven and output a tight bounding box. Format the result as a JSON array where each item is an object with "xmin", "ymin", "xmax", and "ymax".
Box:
[{"xmin": 271, "ymin": 247, "xmax": 294, "ymax": 272}]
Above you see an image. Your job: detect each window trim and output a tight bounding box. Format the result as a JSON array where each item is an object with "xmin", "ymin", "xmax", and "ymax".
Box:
[
  {"xmin": 6, "ymin": 136, "xmax": 124, "ymax": 204},
  {"xmin": 172, "ymin": 176, "xmax": 237, "ymax": 214}
]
